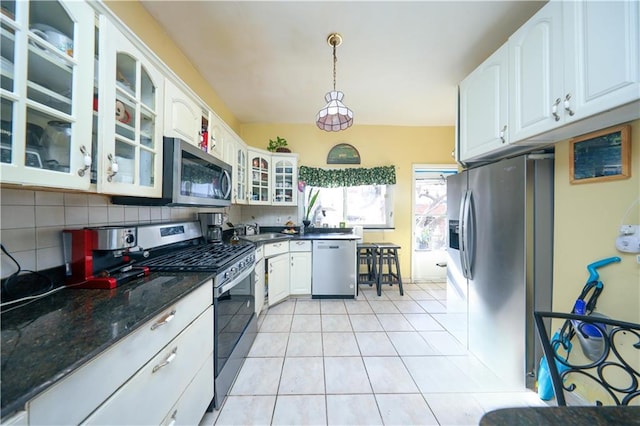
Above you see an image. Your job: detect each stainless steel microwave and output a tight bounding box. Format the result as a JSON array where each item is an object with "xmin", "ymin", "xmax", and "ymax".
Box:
[{"xmin": 112, "ymin": 137, "xmax": 232, "ymax": 207}]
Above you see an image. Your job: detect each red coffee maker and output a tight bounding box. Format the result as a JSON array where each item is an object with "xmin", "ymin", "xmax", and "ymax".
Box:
[{"xmin": 62, "ymin": 226, "xmax": 149, "ymax": 289}]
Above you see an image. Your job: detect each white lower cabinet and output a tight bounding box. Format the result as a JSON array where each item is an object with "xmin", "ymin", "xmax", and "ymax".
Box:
[
  {"xmin": 254, "ymin": 245, "xmax": 265, "ymax": 315},
  {"xmin": 267, "ymin": 253, "xmax": 290, "ymax": 306},
  {"xmin": 83, "ymin": 307, "xmax": 213, "ymax": 425},
  {"xmin": 289, "ymin": 241, "xmax": 311, "ymax": 295},
  {"xmin": 160, "ymin": 357, "xmax": 214, "ymax": 426},
  {"xmin": 26, "ymin": 282, "xmax": 213, "ymax": 425}
]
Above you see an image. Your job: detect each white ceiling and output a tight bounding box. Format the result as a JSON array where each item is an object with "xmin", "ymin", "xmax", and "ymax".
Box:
[{"xmin": 140, "ymin": 1, "xmax": 546, "ymax": 127}]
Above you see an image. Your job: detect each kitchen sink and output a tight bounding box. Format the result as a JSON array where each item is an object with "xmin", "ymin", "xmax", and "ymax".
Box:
[{"xmin": 240, "ymin": 233, "xmax": 293, "ymax": 243}]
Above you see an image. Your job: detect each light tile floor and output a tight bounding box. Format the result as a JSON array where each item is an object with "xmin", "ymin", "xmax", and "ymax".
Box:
[{"xmin": 201, "ymin": 282, "xmax": 547, "ymax": 426}]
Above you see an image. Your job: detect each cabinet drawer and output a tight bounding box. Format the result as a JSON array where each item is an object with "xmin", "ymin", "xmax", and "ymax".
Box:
[
  {"xmin": 83, "ymin": 307, "xmax": 214, "ymax": 425},
  {"xmin": 289, "ymin": 240, "xmax": 311, "ymax": 252},
  {"xmin": 255, "ymin": 245, "xmax": 264, "ymax": 262},
  {"xmin": 264, "ymin": 241, "xmax": 288, "ymax": 257},
  {"xmin": 160, "ymin": 355, "xmax": 214, "ymax": 426},
  {"xmin": 28, "ymin": 281, "xmax": 212, "ymax": 426}
]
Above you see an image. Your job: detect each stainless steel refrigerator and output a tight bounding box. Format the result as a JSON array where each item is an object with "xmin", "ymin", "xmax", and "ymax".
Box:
[{"xmin": 446, "ymin": 154, "xmax": 554, "ymax": 390}]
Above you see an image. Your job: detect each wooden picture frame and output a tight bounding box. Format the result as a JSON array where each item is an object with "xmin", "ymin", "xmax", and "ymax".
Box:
[{"xmin": 569, "ymin": 125, "xmax": 631, "ymax": 184}]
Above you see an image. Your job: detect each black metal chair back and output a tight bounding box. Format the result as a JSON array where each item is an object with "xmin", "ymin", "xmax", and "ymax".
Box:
[{"xmin": 534, "ymin": 311, "xmax": 640, "ymax": 406}]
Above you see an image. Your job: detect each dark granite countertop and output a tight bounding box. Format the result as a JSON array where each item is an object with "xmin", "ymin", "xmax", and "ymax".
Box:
[
  {"xmin": 0, "ymin": 271, "xmax": 213, "ymax": 421},
  {"xmin": 480, "ymin": 406, "xmax": 640, "ymax": 425}
]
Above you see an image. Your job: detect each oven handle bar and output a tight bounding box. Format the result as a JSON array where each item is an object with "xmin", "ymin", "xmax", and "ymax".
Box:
[{"xmin": 216, "ymin": 265, "xmax": 253, "ymax": 297}]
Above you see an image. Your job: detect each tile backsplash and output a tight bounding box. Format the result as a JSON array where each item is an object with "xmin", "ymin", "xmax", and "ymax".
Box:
[
  {"xmin": 0, "ymin": 187, "xmax": 299, "ymax": 280},
  {"xmin": 0, "ymin": 188, "xmax": 234, "ymax": 279}
]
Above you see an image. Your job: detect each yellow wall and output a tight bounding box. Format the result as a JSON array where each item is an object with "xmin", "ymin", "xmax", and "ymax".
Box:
[
  {"xmin": 104, "ymin": 0, "xmax": 240, "ymax": 132},
  {"xmin": 553, "ymin": 120, "xmax": 640, "ymax": 323},
  {"xmin": 241, "ymin": 124, "xmax": 457, "ymax": 276}
]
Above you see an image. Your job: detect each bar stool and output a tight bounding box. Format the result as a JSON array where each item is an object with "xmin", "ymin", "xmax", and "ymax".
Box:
[
  {"xmin": 356, "ymin": 243, "xmax": 378, "ymax": 295},
  {"xmin": 374, "ymin": 243, "xmax": 403, "ymax": 296}
]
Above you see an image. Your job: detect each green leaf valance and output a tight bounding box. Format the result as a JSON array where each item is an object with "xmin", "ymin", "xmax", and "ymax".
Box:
[{"xmin": 298, "ymin": 165, "xmax": 396, "ymax": 188}]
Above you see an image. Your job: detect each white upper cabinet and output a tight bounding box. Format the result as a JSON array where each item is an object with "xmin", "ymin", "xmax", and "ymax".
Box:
[
  {"xmin": 509, "ymin": 0, "xmax": 640, "ymax": 143},
  {"xmin": 508, "ymin": 2, "xmax": 564, "ymax": 142},
  {"xmin": 97, "ymin": 16, "xmax": 163, "ymax": 197},
  {"xmin": 0, "ymin": 0, "xmax": 94, "ymax": 189},
  {"xmin": 563, "ymin": 0, "xmax": 639, "ymax": 122},
  {"xmin": 458, "ymin": 43, "xmax": 509, "ymax": 163},
  {"xmin": 225, "ymin": 133, "xmax": 248, "ymax": 205},
  {"xmin": 271, "ymin": 154, "xmax": 298, "ymax": 206},
  {"xmin": 163, "ymin": 78, "xmax": 200, "ymax": 146},
  {"xmin": 207, "ymin": 112, "xmax": 225, "ymax": 159},
  {"xmin": 247, "ymin": 148, "xmax": 271, "ymax": 205}
]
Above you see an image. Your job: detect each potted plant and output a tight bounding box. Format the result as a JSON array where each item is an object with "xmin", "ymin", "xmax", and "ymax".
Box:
[
  {"xmin": 303, "ymin": 188, "xmax": 320, "ymax": 227},
  {"xmin": 267, "ymin": 136, "xmax": 290, "ymax": 152}
]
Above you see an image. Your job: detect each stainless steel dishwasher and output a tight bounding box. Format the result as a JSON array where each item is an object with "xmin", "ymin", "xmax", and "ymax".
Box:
[{"xmin": 312, "ymin": 239, "xmax": 357, "ymax": 298}]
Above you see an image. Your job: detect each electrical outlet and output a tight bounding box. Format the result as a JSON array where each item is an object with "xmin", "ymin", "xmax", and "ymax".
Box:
[{"xmin": 276, "ymin": 217, "xmax": 281, "ymax": 223}]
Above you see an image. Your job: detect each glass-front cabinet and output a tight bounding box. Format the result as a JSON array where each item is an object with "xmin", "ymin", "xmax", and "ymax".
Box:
[
  {"xmin": 234, "ymin": 139, "xmax": 248, "ymax": 204},
  {"xmin": 97, "ymin": 17, "xmax": 163, "ymax": 197},
  {"xmin": 248, "ymin": 148, "xmax": 270, "ymax": 205},
  {"xmin": 0, "ymin": 0, "xmax": 94, "ymax": 189},
  {"xmin": 271, "ymin": 154, "xmax": 297, "ymax": 206}
]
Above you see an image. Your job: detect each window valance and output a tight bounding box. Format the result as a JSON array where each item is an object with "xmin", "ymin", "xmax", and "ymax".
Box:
[{"xmin": 298, "ymin": 165, "xmax": 396, "ymax": 188}]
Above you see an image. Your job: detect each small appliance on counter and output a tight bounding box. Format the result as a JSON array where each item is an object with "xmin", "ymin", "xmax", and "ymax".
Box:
[
  {"xmin": 198, "ymin": 212, "xmax": 224, "ymax": 243},
  {"xmin": 62, "ymin": 226, "xmax": 150, "ymax": 289}
]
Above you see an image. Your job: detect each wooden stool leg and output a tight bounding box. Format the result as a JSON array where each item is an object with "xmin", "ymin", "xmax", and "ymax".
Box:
[{"xmin": 393, "ymin": 248, "xmax": 403, "ymax": 296}]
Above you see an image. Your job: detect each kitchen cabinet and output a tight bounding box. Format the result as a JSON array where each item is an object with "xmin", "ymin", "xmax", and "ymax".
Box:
[
  {"xmin": 254, "ymin": 245, "xmax": 265, "ymax": 315},
  {"xmin": 0, "ymin": 0, "xmax": 95, "ymax": 190},
  {"xmin": 247, "ymin": 148, "xmax": 298, "ymax": 205},
  {"xmin": 508, "ymin": 1, "xmax": 640, "ymax": 143},
  {"xmin": 265, "ymin": 241, "xmax": 289, "ymax": 306},
  {"xmin": 248, "ymin": 148, "xmax": 271, "ymax": 205},
  {"xmin": 163, "ymin": 77, "xmax": 200, "ymax": 146},
  {"xmin": 458, "ymin": 43, "xmax": 509, "ymax": 163},
  {"xmin": 26, "ymin": 282, "xmax": 213, "ymax": 425},
  {"xmin": 289, "ymin": 240, "xmax": 311, "ymax": 295},
  {"xmin": 96, "ymin": 16, "xmax": 164, "ymax": 197},
  {"xmin": 222, "ymin": 130, "xmax": 248, "ymax": 204},
  {"xmin": 272, "ymin": 154, "xmax": 298, "ymax": 206},
  {"xmin": 233, "ymin": 137, "xmax": 248, "ymax": 204},
  {"xmin": 83, "ymin": 307, "xmax": 213, "ymax": 425},
  {"xmin": 206, "ymin": 111, "xmax": 224, "ymax": 160}
]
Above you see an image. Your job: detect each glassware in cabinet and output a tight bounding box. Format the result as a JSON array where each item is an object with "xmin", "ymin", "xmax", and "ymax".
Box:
[
  {"xmin": 0, "ymin": 0, "xmax": 94, "ymax": 190},
  {"xmin": 97, "ymin": 17, "xmax": 162, "ymax": 197}
]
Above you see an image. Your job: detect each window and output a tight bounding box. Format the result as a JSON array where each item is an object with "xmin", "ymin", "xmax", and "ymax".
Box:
[{"xmin": 305, "ymin": 185, "xmax": 394, "ymax": 228}]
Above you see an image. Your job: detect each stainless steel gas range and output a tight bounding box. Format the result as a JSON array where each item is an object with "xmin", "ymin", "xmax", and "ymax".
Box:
[{"xmin": 131, "ymin": 221, "xmax": 257, "ymax": 411}]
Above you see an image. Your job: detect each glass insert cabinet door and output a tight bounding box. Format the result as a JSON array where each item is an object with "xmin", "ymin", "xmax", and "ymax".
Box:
[
  {"xmin": 272, "ymin": 156, "xmax": 297, "ymax": 205},
  {"xmin": 98, "ymin": 17, "xmax": 163, "ymax": 197},
  {"xmin": 0, "ymin": 0, "xmax": 94, "ymax": 190},
  {"xmin": 235, "ymin": 144, "xmax": 247, "ymax": 204},
  {"xmin": 249, "ymin": 152, "xmax": 270, "ymax": 204}
]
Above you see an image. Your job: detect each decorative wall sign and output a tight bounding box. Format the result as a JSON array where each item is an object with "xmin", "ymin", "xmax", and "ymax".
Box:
[
  {"xmin": 570, "ymin": 125, "xmax": 631, "ymax": 184},
  {"xmin": 327, "ymin": 143, "xmax": 361, "ymax": 164}
]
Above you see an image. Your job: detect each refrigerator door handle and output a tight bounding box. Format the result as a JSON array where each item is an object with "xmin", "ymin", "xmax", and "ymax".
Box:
[{"xmin": 460, "ymin": 190, "xmax": 474, "ymax": 279}]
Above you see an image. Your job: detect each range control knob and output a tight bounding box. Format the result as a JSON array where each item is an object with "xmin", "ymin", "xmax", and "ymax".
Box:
[{"xmin": 125, "ymin": 233, "xmax": 135, "ymax": 245}]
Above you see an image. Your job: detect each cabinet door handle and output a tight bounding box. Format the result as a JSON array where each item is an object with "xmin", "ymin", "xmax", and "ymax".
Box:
[
  {"xmin": 499, "ymin": 125, "xmax": 507, "ymax": 143},
  {"xmin": 152, "ymin": 347, "xmax": 178, "ymax": 373},
  {"xmin": 77, "ymin": 146, "xmax": 92, "ymax": 177},
  {"xmin": 551, "ymin": 98, "xmax": 561, "ymax": 121},
  {"xmin": 107, "ymin": 154, "xmax": 119, "ymax": 182},
  {"xmin": 563, "ymin": 93, "xmax": 575, "ymax": 116},
  {"xmin": 151, "ymin": 309, "xmax": 176, "ymax": 330}
]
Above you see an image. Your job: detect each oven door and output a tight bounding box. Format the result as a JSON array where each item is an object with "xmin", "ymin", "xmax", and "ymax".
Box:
[{"xmin": 212, "ymin": 265, "xmax": 256, "ymax": 409}]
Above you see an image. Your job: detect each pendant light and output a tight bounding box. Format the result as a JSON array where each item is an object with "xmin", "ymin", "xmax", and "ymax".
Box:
[{"xmin": 316, "ymin": 33, "xmax": 354, "ymax": 131}]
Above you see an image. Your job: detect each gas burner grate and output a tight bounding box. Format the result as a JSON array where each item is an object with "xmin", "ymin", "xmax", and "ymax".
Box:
[{"xmin": 140, "ymin": 242, "xmax": 253, "ymax": 272}]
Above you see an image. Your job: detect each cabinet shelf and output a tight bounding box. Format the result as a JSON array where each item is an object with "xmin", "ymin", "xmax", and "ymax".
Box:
[{"xmin": 27, "ymin": 80, "xmax": 71, "ymax": 109}]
